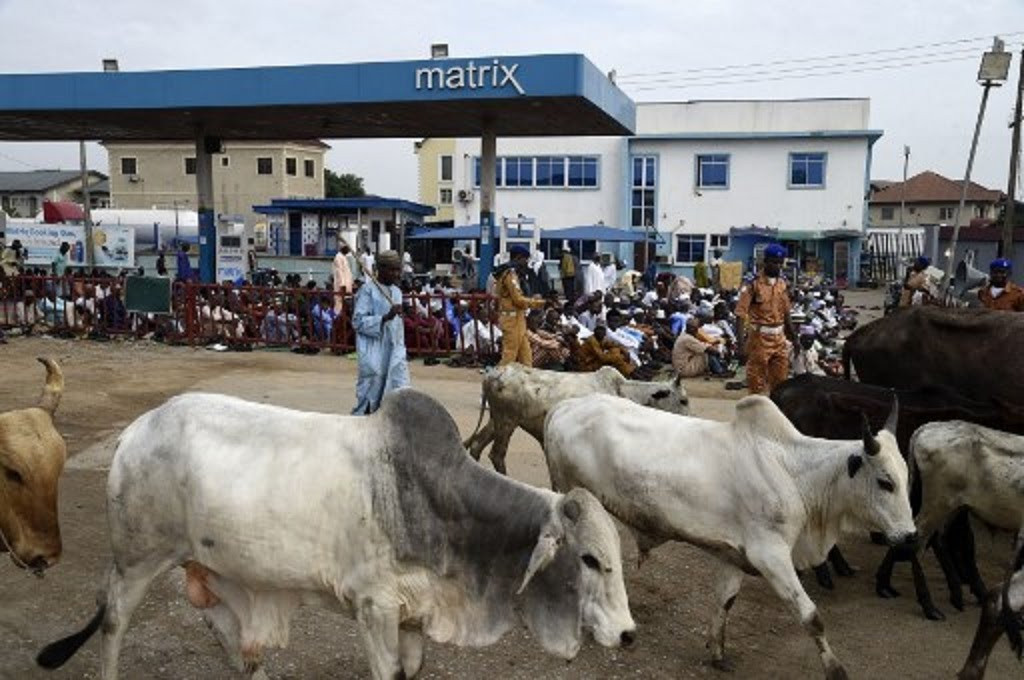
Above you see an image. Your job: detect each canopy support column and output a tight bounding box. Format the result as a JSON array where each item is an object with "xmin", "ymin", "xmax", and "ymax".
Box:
[{"xmin": 477, "ymin": 122, "xmax": 497, "ymax": 290}]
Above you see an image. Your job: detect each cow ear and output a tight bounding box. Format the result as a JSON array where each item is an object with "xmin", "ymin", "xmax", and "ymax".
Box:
[
  {"xmin": 562, "ymin": 498, "xmax": 581, "ymax": 523},
  {"xmin": 518, "ymin": 525, "xmax": 563, "ymax": 595},
  {"xmin": 847, "ymin": 454, "xmax": 864, "ymax": 478}
]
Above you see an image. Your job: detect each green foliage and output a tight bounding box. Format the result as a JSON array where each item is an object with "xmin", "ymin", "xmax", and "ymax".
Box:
[{"xmin": 324, "ymin": 169, "xmax": 366, "ymax": 198}]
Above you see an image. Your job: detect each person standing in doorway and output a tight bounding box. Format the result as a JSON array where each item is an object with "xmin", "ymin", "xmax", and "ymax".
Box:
[
  {"xmin": 495, "ymin": 245, "xmax": 545, "ymax": 366},
  {"xmin": 351, "ymin": 250, "xmax": 410, "ymax": 414},
  {"xmin": 735, "ymin": 243, "xmax": 794, "ymax": 395}
]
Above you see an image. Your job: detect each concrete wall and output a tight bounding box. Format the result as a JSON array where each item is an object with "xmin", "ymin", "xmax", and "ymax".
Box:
[
  {"xmin": 415, "ymin": 138, "xmax": 456, "ymax": 223},
  {"xmin": 631, "ymin": 136, "xmax": 870, "ymax": 262},
  {"xmin": 104, "ymin": 141, "xmax": 326, "ymax": 226},
  {"xmin": 868, "ymin": 201, "xmax": 996, "ymax": 229},
  {"xmin": 637, "ymin": 99, "xmax": 870, "ymax": 135}
]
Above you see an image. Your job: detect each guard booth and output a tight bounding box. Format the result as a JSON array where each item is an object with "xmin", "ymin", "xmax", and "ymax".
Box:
[{"xmin": 498, "ymin": 216, "xmax": 539, "ymax": 263}]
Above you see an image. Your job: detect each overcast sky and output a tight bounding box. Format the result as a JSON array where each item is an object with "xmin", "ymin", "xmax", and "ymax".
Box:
[{"xmin": 0, "ymin": 0, "xmax": 1020, "ymax": 198}]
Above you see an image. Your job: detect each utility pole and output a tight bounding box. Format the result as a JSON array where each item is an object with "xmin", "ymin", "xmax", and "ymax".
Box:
[
  {"xmin": 946, "ymin": 38, "xmax": 1011, "ymax": 282},
  {"xmin": 898, "ymin": 145, "xmax": 909, "ymax": 267},
  {"xmin": 1003, "ymin": 46, "xmax": 1024, "ymax": 259},
  {"xmin": 79, "ymin": 141, "xmax": 94, "ymax": 267}
]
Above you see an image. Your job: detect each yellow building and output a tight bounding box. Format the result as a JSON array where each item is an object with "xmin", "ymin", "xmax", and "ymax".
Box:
[
  {"xmin": 414, "ymin": 138, "xmax": 456, "ymax": 224},
  {"xmin": 102, "ymin": 140, "xmax": 328, "ymax": 226}
]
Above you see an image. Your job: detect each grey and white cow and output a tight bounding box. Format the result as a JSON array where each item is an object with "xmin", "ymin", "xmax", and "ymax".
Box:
[
  {"xmin": 544, "ymin": 394, "xmax": 916, "ymax": 680},
  {"xmin": 37, "ymin": 389, "xmax": 635, "ymax": 680},
  {"xmin": 464, "ymin": 364, "xmax": 689, "ymax": 474}
]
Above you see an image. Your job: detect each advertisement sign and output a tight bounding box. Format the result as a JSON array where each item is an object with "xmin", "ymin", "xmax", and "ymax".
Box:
[
  {"xmin": 4, "ymin": 222, "xmax": 135, "ymax": 268},
  {"xmin": 92, "ymin": 225, "xmax": 134, "ymax": 268},
  {"xmin": 5, "ymin": 222, "xmax": 87, "ymax": 266}
]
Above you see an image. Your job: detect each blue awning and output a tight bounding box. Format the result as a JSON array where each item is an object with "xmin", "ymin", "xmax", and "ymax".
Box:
[
  {"xmin": 408, "ymin": 225, "xmax": 486, "ymax": 240},
  {"xmin": 543, "ymin": 225, "xmax": 658, "ymax": 243}
]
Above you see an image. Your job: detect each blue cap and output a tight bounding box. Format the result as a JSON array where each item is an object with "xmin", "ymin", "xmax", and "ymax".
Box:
[
  {"xmin": 509, "ymin": 245, "xmax": 530, "ymax": 258},
  {"xmin": 915, "ymin": 256, "xmax": 931, "ymax": 268},
  {"xmin": 990, "ymin": 258, "xmax": 1012, "ymax": 271},
  {"xmin": 764, "ymin": 243, "xmax": 786, "ymax": 259}
]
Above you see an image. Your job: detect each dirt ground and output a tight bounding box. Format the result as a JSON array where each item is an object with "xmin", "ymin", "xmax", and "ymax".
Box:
[{"xmin": 0, "ymin": 291, "xmax": 1020, "ymax": 679}]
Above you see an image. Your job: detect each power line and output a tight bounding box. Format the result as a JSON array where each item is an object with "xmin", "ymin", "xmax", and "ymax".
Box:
[
  {"xmin": 624, "ymin": 53, "xmax": 991, "ymax": 93},
  {"xmin": 617, "ymin": 31, "xmax": 1024, "ymax": 81},
  {"xmin": 622, "ymin": 46, "xmax": 988, "ymax": 87},
  {"xmin": 0, "ymin": 150, "xmax": 42, "ymax": 169}
]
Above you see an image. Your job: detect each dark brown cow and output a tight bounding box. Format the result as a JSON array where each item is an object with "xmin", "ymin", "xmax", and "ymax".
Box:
[
  {"xmin": 842, "ymin": 306, "xmax": 1024, "ymax": 406},
  {"xmin": 772, "ymin": 374, "xmax": 1024, "ymax": 620}
]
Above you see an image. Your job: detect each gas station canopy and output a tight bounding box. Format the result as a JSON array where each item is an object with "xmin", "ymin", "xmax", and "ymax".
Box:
[{"xmin": 0, "ymin": 53, "xmax": 634, "ymax": 140}]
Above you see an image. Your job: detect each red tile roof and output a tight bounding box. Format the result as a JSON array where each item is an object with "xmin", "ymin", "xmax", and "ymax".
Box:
[{"xmin": 870, "ymin": 171, "xmax": 1002, "ymax": 204}]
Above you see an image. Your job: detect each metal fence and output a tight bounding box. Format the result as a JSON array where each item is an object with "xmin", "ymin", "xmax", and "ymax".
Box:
[{"xmin": 0, "ymin": 275, "xmax": 503, "ymax": 361}]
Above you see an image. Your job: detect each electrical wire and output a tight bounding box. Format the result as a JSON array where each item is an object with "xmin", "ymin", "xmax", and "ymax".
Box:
[{"xmin": 617, "ymin": 31, "xmax": 1024, "ymax": 81}]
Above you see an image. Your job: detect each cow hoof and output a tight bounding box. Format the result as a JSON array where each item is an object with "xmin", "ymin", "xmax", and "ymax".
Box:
[
  {"xmin": 813, "ymin": 565, "xmax": 834, "ymax": 590},
  {"xmin": 950, "ymin": 593, "xmax": 965, "ymax": 612},
  {"xmin": 834, "ymin": 564, "xmax": 857, "ymax": 578},
  {"xmin": 710, "ymin": 658, "xmax": 735, "ymax": 673},
  {"xmin": 825, "ymin": 663, "xmax": 850, "ymax": 680},
  {"xmin": 923, "ymin": 605, "xmax": 946, "ymax": 621},
  {"xmin": 876, "ymin": 584, "xmax": 900, "ymax": 599}
]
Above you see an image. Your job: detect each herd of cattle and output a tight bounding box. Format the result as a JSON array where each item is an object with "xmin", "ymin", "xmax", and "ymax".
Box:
[{"xmin": 0, "ymin": 305, "xmax": 1022, "ymax": 679}]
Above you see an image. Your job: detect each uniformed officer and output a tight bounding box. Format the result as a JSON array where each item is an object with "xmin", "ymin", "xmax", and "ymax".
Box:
[
  {"xmin": 978, "ymin": 258, "xmax": 1024, "ymax": 311},
  {"xmin": 735, "ymin": 243, "xmax": 795, "ymax": 394},
  {"xmin": 496, "ymin": 245, "xmax": 545, "ymax": 366}
]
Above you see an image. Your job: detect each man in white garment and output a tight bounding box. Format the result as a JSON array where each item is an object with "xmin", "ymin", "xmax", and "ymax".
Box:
[{"xmin": 584, "ymin": 254, "xmax": 606, "ymax": 296}]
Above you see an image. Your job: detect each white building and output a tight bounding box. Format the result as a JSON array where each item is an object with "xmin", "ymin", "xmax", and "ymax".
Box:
[{"xmin": 418, "ymin": 99, "xmax": 881, "ymax": 284}]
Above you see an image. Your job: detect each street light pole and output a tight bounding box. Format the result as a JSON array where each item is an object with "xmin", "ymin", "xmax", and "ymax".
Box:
[
  {"xmin": 898, "ymin": 145, "xmax": 909, "ymax": 266},
  {"xmin": 945, "ymin": 38, "xmax": 1012, "ymax": 283}
]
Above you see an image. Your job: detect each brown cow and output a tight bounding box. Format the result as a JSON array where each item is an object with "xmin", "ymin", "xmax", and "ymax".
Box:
[{"xmin": 0, "ymin": 358, "xmax": 66, "ymax": 575}]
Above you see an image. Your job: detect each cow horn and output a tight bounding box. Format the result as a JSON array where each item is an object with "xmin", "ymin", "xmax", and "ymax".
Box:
[
  {"xmin": 884, "ymin": 394, "xmax": 899, "ymax": 435},
  {"xmin": 36, "ymin": 357, "xmax": 64, "ymax": 416},
  {"xmin": 861, "ymin": 413, "xmax": 880, "ymax": 456},
  {"xmin": 517, "ymin": 525, "xmax": 562, "ymax": 595}
]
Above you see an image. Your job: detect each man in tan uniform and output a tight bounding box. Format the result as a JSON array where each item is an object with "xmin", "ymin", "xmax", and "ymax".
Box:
[
  {"xmin": 735, "ymin": 243, "xmax": 794, "ymax": 395},
  {"xmin": 978, "ymin": 258, "xmax": 1024, "ymax": 311},
  {"xmin": 496, "ymin": 245, "xmax": 545, "ymax": 366}
]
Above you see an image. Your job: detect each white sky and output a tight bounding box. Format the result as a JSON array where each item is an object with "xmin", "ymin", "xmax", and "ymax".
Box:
[{"xmin": 0, "ymin": 0, "xmax": 1020, "ymax": 198}]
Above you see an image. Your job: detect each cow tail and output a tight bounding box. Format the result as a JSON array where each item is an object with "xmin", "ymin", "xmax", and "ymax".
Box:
[
  {"xmin": 468, "ymin": 388, "xmax": 488, "ymax": 442},
  {"xmin": 36, "ymin": 604, "xmax": 106, "ymax": 669},
  {"xmin": 36, "ymin": 357, "xmax": 64, "ymax": 416}
]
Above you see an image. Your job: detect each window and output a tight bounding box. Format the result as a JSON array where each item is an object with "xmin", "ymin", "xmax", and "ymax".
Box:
[
  {"xmin": 938, "ymin": 207, "xmax": 954, "ymax": 220},
  {"xmin": 304, "ymin": 159, "xmax": 315, "ymax": 178},
  {"xmin": 439, "ymin": 188, "xmax": 453, "ymax": 205},
  {"xmin": 184, "ymin": 157, "xmax": 196, "ymax": 176},
  {"xmin": 696, "ymin": 154, "xmax": 729, "ymax": 188},
  {"xmin": 439, "ymin": 155, "xmax": 453, "ymax": 182},
  {"xmin": 881, "ymin": 207, "xmax": 895, "ymax": 220},
  {"xmin": 567, "ymin": 156, "xmax": 598, "ymax": 187},
  {"xmin": 286, "ymin": 157, "xmax": 297, "ymax": 176},
  {"xmin": 709, "ymin": 234, "xmax": 730, "ymax": 253},
  {"xmin": 472, "ymin": 157, "xmax": 501, "ymax": 187},
  {"xmin": 504, "ymin": 157, "xmax": 534, "ymax": 187},
  {"xmin": 676, "ymin": 234, "xmax": 707, "ymax": 264},
  {"xmin": 120, "ymin": 157, "xmax": 137, "ymax": 175},
  {"xmin": 221, "ymin": 156, "xmax": 230, "ymax": 168},
  {"xmin": 257, "ymin": 157, "xmax": 273, "ymax": 175},
  {"xmin": 789, "ymin": 152, "xmax": 826, "ymax": 187},
  {"xmin": 630, "ymin": 155, "xmax": 656, "ymax": 228}
]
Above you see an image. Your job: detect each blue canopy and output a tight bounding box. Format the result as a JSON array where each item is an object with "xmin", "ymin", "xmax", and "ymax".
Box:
[
  {"xmin": 409, "ymin": 225, "xmax": 537, "ymax": 240},
  {"xmin": 543, "ymin": 225, "xmax": 657, "ymax": 243}
]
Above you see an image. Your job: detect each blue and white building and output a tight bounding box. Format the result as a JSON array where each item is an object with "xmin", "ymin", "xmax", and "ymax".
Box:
[{"xmin": 418, "ymin": 98, "xmax": 881, "ymax": 285}]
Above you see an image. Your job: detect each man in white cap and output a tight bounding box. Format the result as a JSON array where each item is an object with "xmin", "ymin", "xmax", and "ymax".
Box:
[{"xmin": 351, "ymin": 250, "xmax": 410, "ymax": 414}]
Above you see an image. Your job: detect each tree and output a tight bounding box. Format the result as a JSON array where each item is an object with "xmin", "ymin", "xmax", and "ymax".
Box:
[{"xmin": 324, "ymin": 169, "xmax": 366, "ymax": 198}]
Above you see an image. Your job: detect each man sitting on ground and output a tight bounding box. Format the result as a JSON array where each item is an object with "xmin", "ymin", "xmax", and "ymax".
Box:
[
  {"xmin": 577, "ymin": 323, "xmax": 636, "ymax": 378},
  {"xmin": 526, "ymin": 309, "xmax": 572, "ymax": 370},
  {"xmin": 672, "ymin": 317, "xmax": 733, "ymax": 378}
]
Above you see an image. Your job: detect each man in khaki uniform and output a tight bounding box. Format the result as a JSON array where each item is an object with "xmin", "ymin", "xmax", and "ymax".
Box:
[
  {"xmin": 735, "ymin": 243, "xmax": 794, "ymax": 395},
  {"xmin": 496, "ymin": 245, "xmax": 545, "ymax": 366},
  {"xmin": 978, "ymin": 258, "xmax": 1024, "ymax": 311},
  {"xmin": 899, "ymin": 256, "xmax": 932, "ymax": 307}
]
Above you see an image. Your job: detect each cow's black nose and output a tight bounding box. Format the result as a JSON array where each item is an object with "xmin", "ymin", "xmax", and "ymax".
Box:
[
  {"xmin": 902, "ymin": 532, "xmax": 919, "ymax": 546},
  {"xmin": 620, "ymin": 630, "xmax": 636, "ymax": 647}
]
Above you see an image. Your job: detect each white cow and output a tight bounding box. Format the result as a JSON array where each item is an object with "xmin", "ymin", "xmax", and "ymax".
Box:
[
  {"xmin": 958, "ymin": 530, "xmax": 1024, "ymax": 680},
  {"xmin": 464, "ymin": 364, "xmax": 689, "ymax": 474},
  {"xmin": 37, "ymin": 389, "xmax": 635, "ymax": 680},
  {"xmin": 544, "ymin": 394, "xmax": 916, "ymax": 680}
]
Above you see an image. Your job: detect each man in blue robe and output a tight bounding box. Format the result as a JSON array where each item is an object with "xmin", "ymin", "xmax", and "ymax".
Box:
[{"xmin": 351, "ymin": 250, "xmax": 410, "ymax": 414}]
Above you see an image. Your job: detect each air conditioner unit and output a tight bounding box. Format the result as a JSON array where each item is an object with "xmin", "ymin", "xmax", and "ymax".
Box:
[
  {"xmin": 457, "ymin": 189, "xmax": 474, "ymax": 203},
  {"xmin": 128, "ymin": 175, "xmax": 140, "ymax": 183}
]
